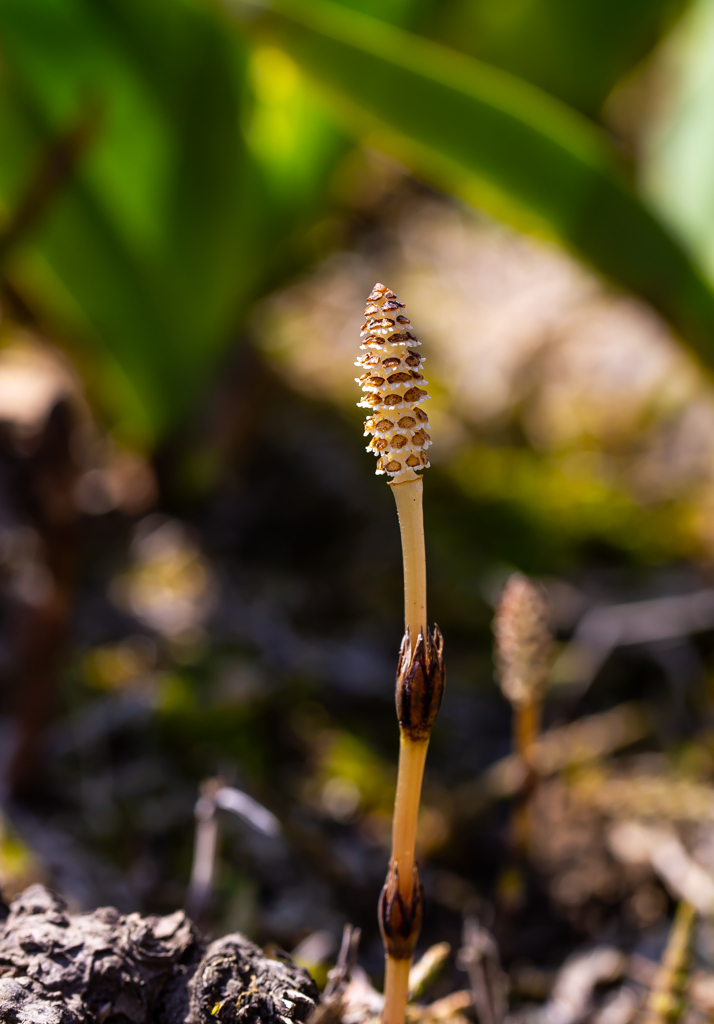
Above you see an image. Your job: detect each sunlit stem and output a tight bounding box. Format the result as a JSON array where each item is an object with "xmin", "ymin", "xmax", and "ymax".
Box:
[
  {"xmin": 391, "ymin": 474, "xmax": 426, "ymax": 651},
  {"xmin": 390, "ymin": 472, "xmax": 428, "ymax": 892},
  {"xmin": 391, "ymin": 736, "xmax": 429, "ymax": 893},
  {"xmin": 383, "ymin": 959, "xmax": 412, "ymax": 1024},
  {"xmin": 383, "ymin": 473, "xmax": 428, "ymax": 1024}
]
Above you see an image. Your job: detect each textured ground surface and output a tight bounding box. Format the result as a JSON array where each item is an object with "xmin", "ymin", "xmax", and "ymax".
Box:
[{"xmin": 0, "ymin": 885, "xmax": 319, "ymax": 1024}]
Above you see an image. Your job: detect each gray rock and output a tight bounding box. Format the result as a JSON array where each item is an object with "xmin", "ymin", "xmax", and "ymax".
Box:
[{"xmin": 0, "ymin": 885, "xmax": 318, "ymax": 1024}]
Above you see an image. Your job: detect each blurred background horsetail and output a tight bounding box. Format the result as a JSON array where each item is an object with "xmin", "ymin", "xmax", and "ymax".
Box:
[{"xmin": 493, "ymin": 573, "xmax": 552, "ymax": 874}]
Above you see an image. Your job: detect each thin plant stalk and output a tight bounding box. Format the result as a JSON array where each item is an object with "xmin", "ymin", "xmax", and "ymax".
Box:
[
  {"xmin": 391, "ymin": 475, "xmax": 426, "ymax": 646},
  {"xmin": 514, "ymin": 697, "xmax": 541, "ymax": 769},
  {"xmin": 390, "ymin": 473, "xmax": 428, "ymax": 896},
  {"xmin": 389, "ymin": 732, "xmax": 429, "ymax": 898},
  {"xmin": 511, "ymin": 693, "xmax": 542, "ymax": 859},
  {"xmin": 382, "ymin": 473, "xmax": 430, "ymax": 1024},
  {"xmin": 383, "ymin": 958, "xmax": 412, "ymax": 1024}
]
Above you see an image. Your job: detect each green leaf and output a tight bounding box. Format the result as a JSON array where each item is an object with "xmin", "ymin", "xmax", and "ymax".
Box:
[
  {"xmin": 643, "ymin": 0, "xmax": 714, "ymax": 285},
  {"xmin": 223, "ymin": 0, "xmax": 714, "ymax": 368},
  {"xmin": 0, "ymin": 0, "xmax": 345, "ymax": 443},
  {"xmin": 421, "ymin": 0, "xmax": 687, "ymax": 116},
  {"xmin": 330, "ymin": 0, "xmax": 686, "ymax": 115},
  {"xmin": 0, "ymin": 0, "xmax": 251, "ymax": 441}
]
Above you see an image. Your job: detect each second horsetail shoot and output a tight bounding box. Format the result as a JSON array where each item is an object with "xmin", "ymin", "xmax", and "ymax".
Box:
[{"xmin": 356, "ymin": 283, "xmax": 446, "ymax": 1024}]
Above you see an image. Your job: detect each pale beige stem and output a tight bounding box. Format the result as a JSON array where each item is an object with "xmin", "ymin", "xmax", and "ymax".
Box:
[
  {"xmin": 391, "ymin": 735, "xmax": 429, "ymax": 894},
  {"xmin": 383, "ymin": 474, "xmax": 429, "ymax": 1024},
  {"xmin": 383, "ymin": 959, "xmax": 412, "ymax": 1024},
  {"xmin": 390, "ymin": 475, "xmax": 426, "ymax": 650},
  {"xmin": 390, "ymin": 473, "xmax": 428, "ymax": 896}
]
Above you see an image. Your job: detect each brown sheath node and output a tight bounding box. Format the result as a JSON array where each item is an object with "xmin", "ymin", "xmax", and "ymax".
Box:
[
  {"xmin": 396, "ymin": 625, "xmax": 445, "ymax": 742},
  {"xmin": 378, "ymin": 859, "xmax": 424, "ymax": 960}
]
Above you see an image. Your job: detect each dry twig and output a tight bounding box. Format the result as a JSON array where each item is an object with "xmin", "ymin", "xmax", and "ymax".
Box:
[{"xmin": 456, "ymin": 918, "xmax": 507, "ymax": 1024}]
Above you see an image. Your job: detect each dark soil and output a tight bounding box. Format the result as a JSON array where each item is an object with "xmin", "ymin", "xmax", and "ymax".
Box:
[{"xmin": 0, "ymin": 884, "xmax": 319, "ymax": 1024}]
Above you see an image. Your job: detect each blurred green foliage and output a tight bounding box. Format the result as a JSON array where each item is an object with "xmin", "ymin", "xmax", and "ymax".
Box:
[
  {"xmin": 0, "ymin": 0, "xmax": 711, "ymax": 448},
  {"xmin": 426, "ymin": 0, "xmax": 685, "ymax": 114},
  {"xmin": 450, "ymin": 444, "xmax": 693, "ymax": 566},
  {"xmin": 0, "ymin": 0, "xmax": 343, "ymax": 442},
  {"xmin": 644, "ymin": 0, "xmax": 714, "ymax": 282},
  {"xmin": 242, "ymin": 0, "xmax": 714, "ymax": 360}
]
